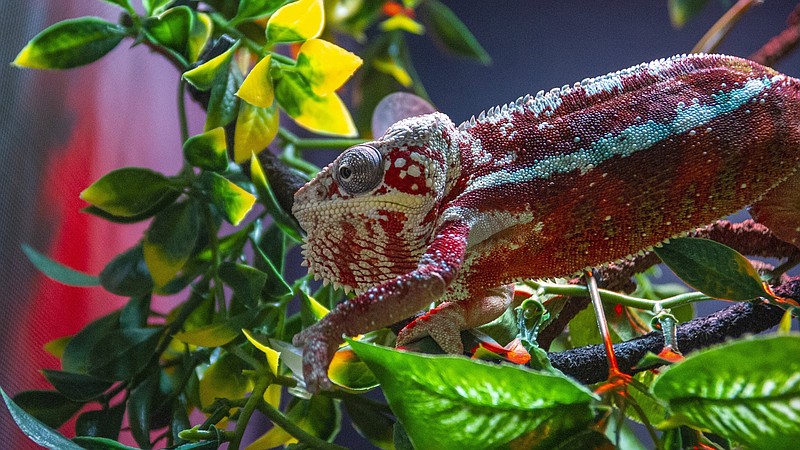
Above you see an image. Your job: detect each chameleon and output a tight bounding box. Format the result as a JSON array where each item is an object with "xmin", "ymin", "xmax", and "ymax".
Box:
[{"xmin": 291, "ymin": 53, "xmax": 800, "ymax": 393}]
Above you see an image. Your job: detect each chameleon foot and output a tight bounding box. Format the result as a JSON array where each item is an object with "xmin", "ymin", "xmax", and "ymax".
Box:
[
  {"xmin": 292, "ymin": 323, "xmax": 340, "ymax": 393},
  {"xmin": 396, "ymin": 301, "xmax": 466, "ymax": 354}
]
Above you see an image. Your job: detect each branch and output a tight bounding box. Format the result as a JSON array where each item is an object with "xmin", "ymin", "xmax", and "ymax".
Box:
[{"xmin": 750, "ymin": 3, "xmax": 800, "ymax": 67}]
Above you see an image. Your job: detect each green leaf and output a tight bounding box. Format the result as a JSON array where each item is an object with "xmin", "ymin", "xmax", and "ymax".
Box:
[
  {"xmin": 101, "ymin": 0, "xmax": 134, "ymax": 12},
  {"xmin": 82, "ymin": 188, "xmax": 181, "ymax": 223},
  {"xmin": 184, "ymin": 127, "xmax": 229, "ymax": 171},
  {"xmin": 654, "ymin": 237, "xmax": 769, "ymax": 301},
  {"xmin": 568, "ymin": 302, "xmax": 621, "ymax": 348},
  {"xmin": 219, "ymin": 262, "xmax": 267, "ymax": 311},
  {"xmin": 173, "ymin": 309, "xmax": 261, "ymax": 347},
  {"xmin": 75, "ymin": 402, "xmax": 126, "ymax": 440},
  {"xmin": 62, "ymin": 311, "xmax": 121, "ymax": 374},
  {"xmin": 21, "ymin": 244, "xmax": 99, "ymax": 287},
  {"xmin": 348, "ymin": 340, "xmax": 598, "ymax": 450},
  {"xmin": 198, "ymin": 353, "xmax": 253, "ymax": 409},
  {"xmin": 266, "ymin": 0, "xmax": 324, "ymax": 44},
  {"xmin": 12, "ymin": 390, "xmax": 84, "ymax": 429},
  {"xmin": 73, "ymin": 436, "xmax": 139, "ymax": 450},
  {"xmin": 100, "ymin": 244, "xmax": 154, "ymax": 297},
  {"xmin": 182, "ymin": 42, "xmax": 237, "ymax": 91},
  {"xmin": 88, "ymin": 328, "xmax": 162, "ymax": 381},
  {"xmin": 234, "ymin": 102, "xmax": 279, "ymax": 163},
  {"xmin": 145, "ymin": 6, "xmax": 192, "ymax": 57},
  {"xmin": 274, "ymin": 71, "xmax": 358, "ymax": 136},
  {"xmin": 143, "ymin": 200, "xmax": 201, "ymax": 287},
  {"xmin": 652, "ymin": 335, "xmax": 800, "ymax": 449},
  {"xmin": 0, "ymin": 388, "xmax": 83, "ymax": 450},
  {"xmin": 199, "ymin": 172, "xmax": 256, "ymax": 226},
  {"xmin": 252, "ymin": 240, "xmax": 293, "ymax": 300},
  {"xmin": 343, "ymin": 395, "xmax": 395, "ymax": 449},
  {"xmin": 188, "ymin": 12, "xmax": 212, "ymax": 63},
  {"xmin": 120, "ymin": 295, "xmax": 151, "ymax": 330},
  {"xmin": 668, "ymin": 0, "xmax": 711, "ymax": 27},
  {"xmin": 13, "ymin": 17, "xmax": 126, "ymax": 69},
  {"xmin": 128, "ymin": 371, "xmax": 158, "ymax": 448},
  {"xmin": 234, "ymin": 0, "xmax": 290, "ymax": 23},
  {"xmin": 206, "ymin": 58, "xmax": 243, "ymax": 131},
  {"xmin": 80, "ymin": 167, "xmax": 176, "ymax": 217},
  {"xmin": 41, "ymin": 370, "xmax": 113, "ymax": 402},
  {"xmin": 421, "ymin": 0, "xmax": 490, "ymax": 64},
  {"xmin": 143, "ymin": 0, "xmax": 171, "ymax": 15}
]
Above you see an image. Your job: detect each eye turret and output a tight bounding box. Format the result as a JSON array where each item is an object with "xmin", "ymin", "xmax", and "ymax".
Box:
[{"xmin": 334, "ymin": 145, "xmax": 384, "ymax": 195}]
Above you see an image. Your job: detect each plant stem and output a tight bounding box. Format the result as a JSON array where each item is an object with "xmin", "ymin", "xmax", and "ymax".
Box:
[
  {"xmin": 178, "ymin": 80, "xmax": 190, "ymax": 145},
  {"xmin": 278, "ymin": 127, "xmax": 365, "ymax": 149},
  {"xmin": 256, "ymin": 399, "xmax": 347, "ymax": 450},
  {"xmin": 204, "ymin": 206, "xmax": 227, "ymax": 316},
  {"xmin": 230, "ymin": 373, "xmax": 272, "ymax": 450},
  {"xmin": 529, "ymin": 280, "xmax": 710, "ymax": 311}
]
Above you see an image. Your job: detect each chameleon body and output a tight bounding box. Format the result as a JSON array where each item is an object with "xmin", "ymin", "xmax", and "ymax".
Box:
[{"xmin": 292, "ymin": 54, "xmax": 800, "ymax": 392}]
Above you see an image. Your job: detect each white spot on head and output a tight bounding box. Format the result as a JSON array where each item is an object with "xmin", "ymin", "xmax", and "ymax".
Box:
[{"xmin": 394, "ymin": 158, "xmax": 406, "ymax": 168}]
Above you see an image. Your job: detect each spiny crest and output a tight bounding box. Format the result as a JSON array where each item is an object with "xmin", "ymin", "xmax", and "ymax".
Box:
[{"xmin": 458, "ymin": 53, "xmax": 723, "ymax": 131}]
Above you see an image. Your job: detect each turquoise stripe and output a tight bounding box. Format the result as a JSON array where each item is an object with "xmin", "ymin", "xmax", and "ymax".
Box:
[{"xmin": 463, "ymin": 75, "xmax": 778, "ymax": 195}]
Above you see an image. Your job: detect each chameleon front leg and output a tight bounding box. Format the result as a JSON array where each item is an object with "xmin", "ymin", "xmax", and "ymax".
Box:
[
  {"xmin": 293, "ymin": 221, "xmax": 469, "ymax": 393},
  {"xmin": 395, "ymin": 285, "xmax": 514, "ymax": 354}
]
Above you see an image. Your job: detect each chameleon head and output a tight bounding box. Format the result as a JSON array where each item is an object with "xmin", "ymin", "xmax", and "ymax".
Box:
[{"xmin": 292, "ymin": 112, "xmax": 461, "ymax": 293}]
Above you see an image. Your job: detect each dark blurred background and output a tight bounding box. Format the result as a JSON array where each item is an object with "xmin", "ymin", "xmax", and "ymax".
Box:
[{"xmin": 1, "ymin": 1, "xmax": 798, "ymax": 448}]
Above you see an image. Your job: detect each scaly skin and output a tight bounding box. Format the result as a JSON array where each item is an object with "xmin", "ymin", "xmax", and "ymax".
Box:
[{"xmin": 292, "ymin": 53, "xmax": 800, "ymax": 392}]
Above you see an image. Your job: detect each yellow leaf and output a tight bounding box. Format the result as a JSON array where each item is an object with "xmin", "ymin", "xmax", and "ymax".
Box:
[
  {"xmin": 43, "ymin": 336, "xmax": 72, "ymax": 359},
  {"xmin": 275, "ymin": 72, "xmax": 358, "ymax": 136},
  {"xmin": 188, "ymin": 12, "xmax": 213, "ymax": 63},
  {"xmin": 234, "ymin": 102, "xmax": 279, "ymax": 163},
  {"xmin": 380, "ymin": 14, "xmax": 425, "ymax": 35},
  {"xmin": 245, "ymin": 426, "xmax": 297, "ymax": 450},
  {"xmin": 266, "ymin": 0, "xmax": 325, "ymax": 43},
  {"xmin": 237, "ymin": 55, "xmax": 274, "ymax": 108},
  {"xmin": 263, "ymin": 383, "xmax": 281, "ymax": 409},
  {"xmin": 373, "ymin": 57, "xmax": 412, "ymax": 87},
  {"xmin": 296, "ymin": 39, "xmax": 362, "ymax": 96},
  {"xmin": 307, "ymin": 295, "xmax": 330, "ymax": 320},
  {"xmin": 182, "ymin": 42, "xmax": 238, "ymax": 90},
  {"xmin": 199, "ymin": 353, "xmax": 254, "ymax": 409},
  {"xmin": 242, "ymin": 329, "xmax": 281, "ymax": 376}
]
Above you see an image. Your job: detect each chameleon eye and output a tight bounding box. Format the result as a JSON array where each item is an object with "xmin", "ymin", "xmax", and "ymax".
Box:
[{"xmin": 334, "ymin": 145, "xmax": 384, "ymax": 195}]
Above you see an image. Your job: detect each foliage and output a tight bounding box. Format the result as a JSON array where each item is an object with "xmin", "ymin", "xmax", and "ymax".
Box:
[{"xmin": 5, "ymin": 1, "xmax": 800, "ymax": 449}]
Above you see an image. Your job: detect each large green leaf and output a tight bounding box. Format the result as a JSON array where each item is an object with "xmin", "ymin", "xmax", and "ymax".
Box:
[
  {"xmin": 100, "ymin": 244, "xmax": 154, "ymax": 297},
  {"xmin": 62, "ymin": 311, "xmax": 121, "ymax": 374},
  {"xmin": 652, "ymin": 335, "xmax": 800, "ymax": 449},
  {"xmin": 183, "ymin": 127, "xmax": 229, "ymax": 172},
  {"xmin": 75, "ymin": 402, "xmax": 126, "ymax": 440},
  {"xmin": 41, "ymin": 370, "xmax": 113, "ymax": 402},
  {"xmin": 13, "ymin": 17, "xmax": 126, "ymax": 69},
  {"xmin": 80, "ymin": 167, "xmax": 176, "ymax": 217},
  {"xmin": 0, "ymin": 388, "xmax": 83, "ymax": 450},
  {"xmin": 12, "ymin": 390, "xmax": 84, "ymax": 429},
  {"xmin": 421, "ymin": 0, "xmax": 490, "ymax": 64},
  {"xmin": 143, "ymin": 200, "xmax": 201, "ymax": 288},
  {"xmin": 21, "ymin": 244, "xmax": 99, "ymax": 287},
  {"xmin": 654, "ymin": 237, "xmax": 769, "ymax": 301},
  {"xmin": 88, "ymin": 328, "xmax": 162, "ymax": 381},
  {"xmin": 205, "ymin": 59, "xmax": 242, "ymax": 130},
  {"xmin": 145, "ymin": 6, "xmax": 192, "ymax": 57},
  {"xmin": 348, "ymin": 340, "xmax": 598, "ymax": 450}
]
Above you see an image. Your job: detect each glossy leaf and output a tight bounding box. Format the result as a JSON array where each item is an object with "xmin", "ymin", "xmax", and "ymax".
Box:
[
  {"xmin": 235, "ymin": 0, "xmax": 290, "ymax": 23},
  {"xmin": 668, "ymin": 0, "xmax": 710, "ymax": 27},
  {"xmin": 82, "ymin": 187, "xmax": 181, "ymax": 224},
  {"xmin": 205, "ymin": 59, "xmax": 243, "ymax": 130},
  {"xmin": 198, "ymin": 353, "xmax": 253, "ymax": 408},
  {"xmin": 252, "ymin": 244, "xmax": 294, "ymax": 300},
  {"xmin": 266, "ymin": 0, "xmax": 325, "ymax": 44},
  {"xmin": 100, "ymin": 244, "xmax": 154, "ymax": 297},
  {"xmin": 237, "ymin": 54, "xmax": 274, "ymax": 108},
  {"xmin": 348, "ymin": 340, "xmax": 598, "ymax": 450},
  {"xmin": 234, "ymin": 103, "xmax": 279, "ymax": 163},
  {"xmin": 80, "ymin": 167, "xmax": 175, "ymax": 217},
  {"xmin": 296, "ymin": 39, "xmax": 363, "ymax": 96},
  {"xmin": 250, "ymin": 154, "xmax": 304, "ymax": 242},
  {"xmin": 184, "ymin": 127, "xmax": 229, "ymax": 171},
  {"xmin": 173, "ymin": 309, "xmax": 261, "ymax": 347},
  {"xmin": 12, "ymin": 390, "xmax": 84, "ymax": 429},
  {"xmin": 328, "ymin": 347, "xmax": 380, "ymax": 391},
  {"xmin": 654, "ymin": 237, "xmax": 769, "ymax": 301},
  {"xmin": 243, "ymin": 330, "xmax": 281, "ymax": 376},
  {"xmin": 145, "ymin": 6, "xmax": 192, "ymax": 57},
  {"xmin": 0, "ymin": 388, "xmax": 83, "ymax": 450},
  {"xmin": 422, "ymin": 0, "xmax": 490, "ymax": 64},
  {"xmin": 21, "ymin": 244, "xmax": 99, "ymax": 287},
  {"xmin": 143, "ymin": 0, "xmax": 171, "ymax": 15},
  {"xmin": 62, "ymin": 312, "xmax": 121, "ymax": 374},
  {"xmin": 188, "ymin": 12, "xmax": 212, "ymax": 63},
  {"xmin": 219, "ymin": 262, "xmax": 267, "ymax": 310},
  {"xmin": 199, "ymin": 172, "xmax": 256, "ymax": 226},
  {"xmin": 275, "ymin": 72, "xmax": 358, "ymax": 136},
  {"xmin": 88, "ymin": 328, "xmax": 162, "ymax": 381},
  {"xmin": 128, "ymin": 371, "xmax": 158, "ymax": 448},
  {"xmin": 652, "ymin": 335, "xmax": 800, "ymax": 449},
  {"xmin": 13, "ymin": 17, "xmax": 126, "ymax": 69},
  {"xmin": 343, "ymin": 395, "xmax": 395, "ymax": 450},
  {"xmin": 41, "ymin": 370, "xmax": 113, "ymax": 402},
  {"xmin": 75, "ymin": 402, "xmax": 126, "ymax": 440},
  {"xmin": 182, "ymin": 42, "xmax": 237, "ymax": 91},
  {"xmin": 144, "ymin": 200, "xmax": 201, "ymax": 288}
]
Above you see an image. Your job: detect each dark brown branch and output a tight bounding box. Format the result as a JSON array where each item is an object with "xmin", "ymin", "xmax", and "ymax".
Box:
[{"xmin": 750, "ymin": 3, "xmax": 800, "ymax": 67}]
